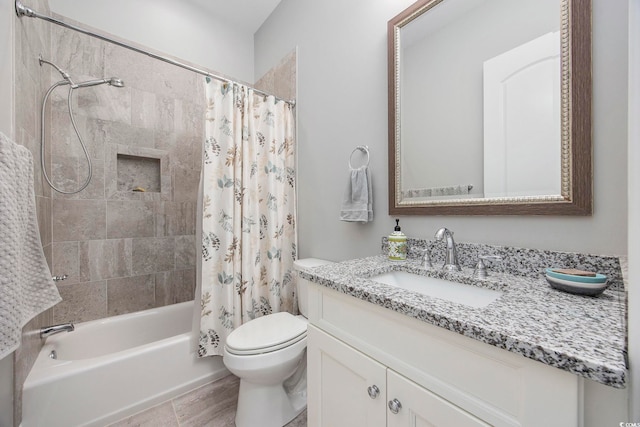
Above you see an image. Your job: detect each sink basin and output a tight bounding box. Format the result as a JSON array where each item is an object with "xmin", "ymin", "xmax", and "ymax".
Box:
[{"xmin": 369, "ymin": 271, "xmax": 502, "ymax": 308}]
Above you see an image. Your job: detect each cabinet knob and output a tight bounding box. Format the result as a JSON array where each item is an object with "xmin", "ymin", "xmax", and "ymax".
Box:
[
  {"xmin": 367, "ymin": 385, "xmax": 380, "ymax": 399},
  {"xmin": 388, "ymin": 398, "xmax": 402, "ymax": 414}
]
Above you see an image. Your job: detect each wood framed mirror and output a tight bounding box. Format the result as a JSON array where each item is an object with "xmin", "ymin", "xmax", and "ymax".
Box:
[{"xmin": 388, "ymin": 0, "xmax": 592, "ymax": 215}]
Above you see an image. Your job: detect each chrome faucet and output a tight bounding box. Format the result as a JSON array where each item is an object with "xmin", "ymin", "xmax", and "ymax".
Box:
[
  {"xmin": 434, "ymin": 227, "xmax": 461, "ymax": 272},
  {"xmin": 40, "ymin": 323, "xmax": 74, "ymax": 339}
]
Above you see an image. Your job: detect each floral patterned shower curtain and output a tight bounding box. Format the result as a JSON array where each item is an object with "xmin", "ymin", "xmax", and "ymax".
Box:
[{"xmin": 198, "ymin": 79, "xmax": 297, "ymax": 357}]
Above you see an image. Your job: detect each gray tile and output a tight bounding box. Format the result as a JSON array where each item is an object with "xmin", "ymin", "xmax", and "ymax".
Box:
[
  {"xmin": 172, "ymin": 166, "xmax": 199, "ymax": 202},
  {"xmin": 156, "ymin": 95, "xmax": 175, "ymax": 132},
  {"xmin": 75, "ymin": 83, "xmax": 131, "ymax": 125},
  {"xmin": 107, "ymin": 401, "xmax": 179, "ymax": 427},
  {"xmin": 155, "ymin": 269, "xmax": 196, "ymax": 307},
  {"xmin": 53, "ymin": 199, "xmax": 106, "ymax": 242},
  {"xmin": 107, "ymin": 275, "xmax": 155, "ymax": 315},
  {"xmin": 52, "ymin": 241, "xmax": 80, "ymax": 284},
  {"xmin": 54, "ymin": 280, "xmax": 107, "ymax": 323},
  {"xmin": 155, "ymin": 201, "xmax": 196, "ymax": 237},
  {"xmin": 132, "ymin": 237, "xmax": 174, "ymax": 275},
  {"xmin": 50, "ymin": 155, "xmax": 106, "ymax": 200},
  {"xmin": 175, "ymin": 235, "xmax": 195, "ymax": 269},
  {"xmin": 154, "ymin": 271, "xmax": 175, "ymax": 307},
  {"xmin": 52, "ymin": 25, "xmax": 105, "ymax": 78},
  {"xmin": 174, "ymin": 268, "xmax": 196, "ymax": 303},
  {"xmin": 107, "ymin": 200, "xmax": 155, "ymax": 238},
  {"xmin": 131, "ymin": 89, "xmax": 158, "ymax": 130},
  {"xmin": 173, "ymin": 374, "xmax": 240, "ymax": 427},
  {"xmin": 175, "ymin": 101, "xmax": 204, "ymax": 138},
  {"xmin": 49, "ymin": 153, "xmax": 81, "ymax": 194},
  {"xmin": 35, "ymin": 195, "xmax": 52, "ymax": 247},
  {"xmin": 79, "ymin": 239, "xmax": 132, "ymax": 281}
]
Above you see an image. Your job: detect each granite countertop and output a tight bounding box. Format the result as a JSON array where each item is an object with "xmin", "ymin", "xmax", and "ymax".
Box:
[{"xmin": 301, "ymin": 255, "xmax": 627, "ymax": 388}]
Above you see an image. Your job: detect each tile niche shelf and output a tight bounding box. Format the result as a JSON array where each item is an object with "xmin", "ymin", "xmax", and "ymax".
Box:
[
  {"xmin": 117, "ymin": 154, "xmax": 161, "ymax": 193},
  {"xmin": 106, "ymin": 145, "xmax": 171, "ymax": 201}
]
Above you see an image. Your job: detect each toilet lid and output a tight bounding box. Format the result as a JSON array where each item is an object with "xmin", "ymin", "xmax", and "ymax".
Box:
[{"xmin": 225, "ymin": 312, "xmax": 307, "ymax": 355}]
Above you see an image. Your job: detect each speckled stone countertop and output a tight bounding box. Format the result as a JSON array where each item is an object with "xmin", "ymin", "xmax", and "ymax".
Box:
[{"xmin": 301, "ymin": 254, "xmax": 627, "ymax": 388}]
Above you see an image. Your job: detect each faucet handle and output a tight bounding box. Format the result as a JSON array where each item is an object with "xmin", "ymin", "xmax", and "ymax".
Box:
[
  {"xmin": 421, "ymin": 248, "xmax": 433, "ymax": 269},
  {"xmin": 473, "ymin": 255, "xmax": 503, "ymax": 279}
]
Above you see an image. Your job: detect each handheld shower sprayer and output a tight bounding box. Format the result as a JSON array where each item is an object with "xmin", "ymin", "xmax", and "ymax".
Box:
[
  {"xmin": 72, "ymin": 77, "xmax": 125, "ymax": 89},
  {"xmin": 38, "ymin": 54, "xmax": 125, "ymax": 90},
  {"xmin": 38, "ymin": 55, "xmax": 125, "ymax": 194}
]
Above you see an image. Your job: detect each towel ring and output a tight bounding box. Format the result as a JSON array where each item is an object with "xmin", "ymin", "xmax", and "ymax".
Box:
[{"xmin": 349, "ymin": 145, "xmax": 370, "ymax": 169}]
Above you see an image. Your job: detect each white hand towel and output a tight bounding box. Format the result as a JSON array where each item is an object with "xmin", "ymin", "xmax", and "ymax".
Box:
[
  {"xmin": 339, "ymin": 166, "xmax": 373, "ymax": 223},
  {"xmin": 0, "ymin": 132, "xmax": 61, "ymax": 360}
]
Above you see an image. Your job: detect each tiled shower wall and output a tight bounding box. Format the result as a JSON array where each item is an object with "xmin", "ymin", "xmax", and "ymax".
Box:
[
  {"xmin": 255, "ymin": 49, "xmax": 297, "ymax": 102},
  {"xmin": 12, "ymin": 9, "xmax": 295, "ymax": 423},
  {"xmin": 48, "ymin": 25, "xmax": 205, "ymax": 323}
]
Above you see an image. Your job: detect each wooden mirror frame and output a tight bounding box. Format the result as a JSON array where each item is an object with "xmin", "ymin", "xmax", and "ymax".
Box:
[{"xmin": 388, "ymin": 0, "xmax": 592, "ymax": 215}]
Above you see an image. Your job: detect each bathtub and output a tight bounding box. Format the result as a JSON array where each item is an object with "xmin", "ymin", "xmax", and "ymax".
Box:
[{"xmin": 22, "ymin": 301, "xmax": 228, "ymax": 427}]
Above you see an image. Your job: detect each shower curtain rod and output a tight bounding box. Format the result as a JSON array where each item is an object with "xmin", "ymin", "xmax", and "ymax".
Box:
[{"xmin": 14, "ymin": 0, "xmax": 296, "ymax": 107}]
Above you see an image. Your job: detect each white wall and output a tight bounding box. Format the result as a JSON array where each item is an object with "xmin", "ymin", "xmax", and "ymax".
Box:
[
  {"xmin": 0, "ymin": 0, "xmax": 14, "ymax": 425},
  {"xmin": 48, "ymin": 0, "xmax": 255, "ymax": 83},
  {"xmin": 255, "ymin": 0, "xmax": 628, "ymax": 260},
  {"xmin": 628, "ymin": 0, "xmax": 640, "ymax": 418},
  {"xmin": 0, "ymin": 0, "xmax": 13, "ymax": 137}
]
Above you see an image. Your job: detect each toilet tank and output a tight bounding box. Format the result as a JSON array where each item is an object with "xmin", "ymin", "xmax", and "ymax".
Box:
[{"xmin": 293, "ymin": 258, "xmax": 333, "ymax": 318}]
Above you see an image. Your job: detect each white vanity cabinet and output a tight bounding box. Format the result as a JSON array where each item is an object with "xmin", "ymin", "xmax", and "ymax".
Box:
[
  {"xmin": 306, "ymin": 283, "xmax": 626, "ymax": 427},
  {"xmin": 308, "ymin": 325, "xmax": 489, "ymax": 427}
]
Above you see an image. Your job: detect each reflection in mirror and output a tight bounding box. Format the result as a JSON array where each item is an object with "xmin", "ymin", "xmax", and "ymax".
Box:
[{"xmin": 388, "ymin": 0, "xmax": 592, "ymax": 215}]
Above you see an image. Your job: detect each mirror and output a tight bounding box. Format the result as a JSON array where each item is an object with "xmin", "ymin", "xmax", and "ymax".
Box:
[{"xmin": 388, "ymin": 0, "xmax": 592, "ymax": 215}]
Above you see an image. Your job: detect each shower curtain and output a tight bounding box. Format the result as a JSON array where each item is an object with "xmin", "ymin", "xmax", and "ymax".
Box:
[{"xmin": 198, "ymin": 79, "xmax": 297, "ymax": 357}]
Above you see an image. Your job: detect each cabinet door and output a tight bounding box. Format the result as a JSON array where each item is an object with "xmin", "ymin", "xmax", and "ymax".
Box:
[
  {"xmin": 387, "ymin": 370, "xmax": 490, "ymax": 427},
  {"xmin": 307, "ymin": 325, "xmax": 386, "ymax": 427}
]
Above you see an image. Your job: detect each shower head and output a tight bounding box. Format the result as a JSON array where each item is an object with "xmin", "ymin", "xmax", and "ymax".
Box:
[
  {"xmin": 109, "ymin": 78, "xmax": 124, "ymax": 87},
  {"xmin": 72, "ymin": 77, "xmax": 125, "ymax": 89}
]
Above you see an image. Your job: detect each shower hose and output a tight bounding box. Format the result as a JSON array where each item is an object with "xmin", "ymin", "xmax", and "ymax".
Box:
[{"xmin": 40, "ymin": 80, "xmax": 93, "ymax": 194}]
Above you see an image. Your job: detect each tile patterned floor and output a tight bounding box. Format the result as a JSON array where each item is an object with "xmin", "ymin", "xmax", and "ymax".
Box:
[{"xmin": 107, "ymin": 374, "xmax": 307, "ymax": 427}]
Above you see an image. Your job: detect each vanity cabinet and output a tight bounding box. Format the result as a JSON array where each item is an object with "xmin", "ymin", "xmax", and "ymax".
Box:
[
  {"xmin": 306, "ymin": 282, "xmax": 626, "ymax": 427},
  {"xmin": 308, "ymin": 325, "xmax": 488, "ymax": 427}
]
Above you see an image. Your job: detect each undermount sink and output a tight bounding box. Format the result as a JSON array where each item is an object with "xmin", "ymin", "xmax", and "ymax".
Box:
[{"xmin": 369, "ymin": 270, "xmax": 502, "ymax": 308}]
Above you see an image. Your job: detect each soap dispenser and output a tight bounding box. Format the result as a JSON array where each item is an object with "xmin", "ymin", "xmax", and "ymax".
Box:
[{"xmin": 388, "ymin": 219, "xmax": 407, "ymax": 261}]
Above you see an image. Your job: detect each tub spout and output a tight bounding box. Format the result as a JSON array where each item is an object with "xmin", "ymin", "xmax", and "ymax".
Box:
[{"xmin": 40, "ymin": 323, "xmax": 74, "ymax": 339}]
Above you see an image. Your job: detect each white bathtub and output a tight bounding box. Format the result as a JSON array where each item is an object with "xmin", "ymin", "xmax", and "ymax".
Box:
[{"xmin": 22, "ymin": 301, "xmax": 228, "ymax": 427}]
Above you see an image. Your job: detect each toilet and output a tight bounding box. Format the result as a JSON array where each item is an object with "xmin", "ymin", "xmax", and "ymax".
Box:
[{"xmin": 223, "ymin": 258, "xmax": 332, "ymax": 427}]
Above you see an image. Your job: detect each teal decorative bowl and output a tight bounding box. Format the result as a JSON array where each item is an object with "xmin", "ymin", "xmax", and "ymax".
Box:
[
  {"xmin": 545, "ymin": 274, "xmax": 610, "ymax": 296},
  {"xmin": 545, "ymin": 268, "xmax": 607, "ymax": 284}
]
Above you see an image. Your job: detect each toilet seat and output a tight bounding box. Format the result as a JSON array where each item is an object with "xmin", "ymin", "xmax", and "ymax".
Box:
[{"xmin": 225, "ymin": 312, "xmax": 307, "ymax": 356}]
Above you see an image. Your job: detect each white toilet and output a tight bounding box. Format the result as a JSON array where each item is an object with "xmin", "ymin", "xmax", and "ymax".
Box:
[{"xmin": 223, "ymin": 258, "xmax": 332, "ymax": 427}]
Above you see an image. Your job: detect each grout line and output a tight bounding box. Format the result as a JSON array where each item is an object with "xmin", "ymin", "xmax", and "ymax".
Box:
[{"xmin": 170, "ymin": 398, "xmax": 182, "ymax": 427}]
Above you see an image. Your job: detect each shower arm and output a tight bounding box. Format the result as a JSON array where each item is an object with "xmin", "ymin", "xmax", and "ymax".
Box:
[{"xmin": 38, "ymin": 54, "xmax": 75, "ymax": 86}]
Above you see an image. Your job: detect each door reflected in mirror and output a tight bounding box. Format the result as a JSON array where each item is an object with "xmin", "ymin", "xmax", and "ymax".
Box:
[{"xmin": 388, "ymin": 0, "xmax": 592, "ymax": 215}]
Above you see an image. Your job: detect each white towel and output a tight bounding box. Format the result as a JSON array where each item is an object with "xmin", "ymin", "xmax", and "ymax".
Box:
[
  {"xmin": 0, "ymin": 132, "xmax": 61, "ymax": 360},
  {"xmin": 339, "ymin": 166, "xmax": 373, "ymax": 223}
]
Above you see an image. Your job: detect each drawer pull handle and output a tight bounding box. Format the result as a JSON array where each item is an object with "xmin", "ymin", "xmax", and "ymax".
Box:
[
  {"xmin": 388, "ymin": 398, "xmax": 402, "ymax": 414},
  {"xmin": 367, "ymin": 385, "xmax": 380, "ymax": 399}
]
